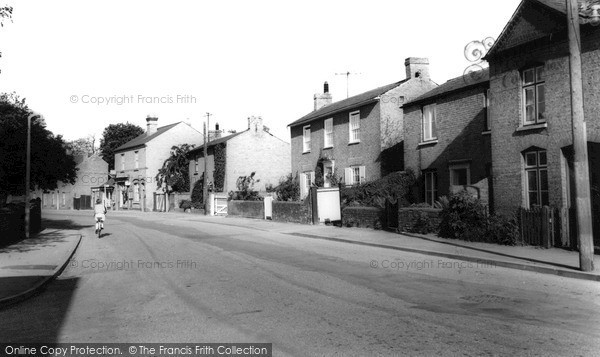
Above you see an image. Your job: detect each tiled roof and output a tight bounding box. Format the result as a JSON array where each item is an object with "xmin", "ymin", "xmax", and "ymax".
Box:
[
  {"xmin": 187, "ymin": 130, "xmax": 248, "ymax": 156},
  {"xmin": 114, "ymin": 122, "xmax": 181, "ymax": 153},
  {"xmin": 403, "ymin": 69, "xmax": 489, "ymax": 107},
  {"xmin": 288, "ymin": 79, "xmax": 409, "ymax": 128}
]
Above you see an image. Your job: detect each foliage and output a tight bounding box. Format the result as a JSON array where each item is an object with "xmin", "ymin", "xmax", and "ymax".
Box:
[
  {"xmin": 438, "ymin": 191, "xmax": 488, "ymax": 240},
  {"xmin": 407, "ymin": 211, "xmax": 439, "ymax": 234},
  {"xmin": 341, "ymin": 170, "xmax": 416, "ymax": 209},
  {"xmin": 66, "ymin": 135, "xmax": 96, "ymax": 157},
  {"xmin": 179, "ymin": 199, "xmax": 193, "ymax": 210},
  {"xmin": 228, "ymin": 172, "xmax": 263, "ymax": 201},
  {"xmin": 0, "ymin": 5, "xmax": 13, "ymax": 73},
  {"xmin": 0, "ymin": 93, "xmax": 78, "ymax": 200},
  {"xmin": 438, "ymin": 191, "xmax": 518, "ymax": 245},
  {"xmin": 273, "ymin": 173, "xmax": 300, "ymax": 202},
  {"xmin": 213, "ymin": 143, "xmax": 226, "ymax": 192},
  {"xmin": 191, "ymin": 175, "xmax": 204, "ymax": 209},
  {"xmin": 314, "ymin": 166, "xmax": 324, "ymax": 188},
  {"xmin": 156, "ymin": 144, "xmax": 195, "ymax": 193},
  {"xmin": 99, "ymin": 123, "xmax": 144, "ymax": 170}
]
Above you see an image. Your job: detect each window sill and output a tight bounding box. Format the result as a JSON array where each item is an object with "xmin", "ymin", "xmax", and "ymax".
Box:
[
  {"xmin": 418, "ymin": 139, "xmax": 438, "ymax": 147},
  {"xmin": 482, "ymin": 130, "xmax": 491, "ymax": 135},
  {"xmin": 323, "ymin": 146, "xmax": 333, "ymax": 150},
  {"xmin": 516, "ymin": 123, "xmax": 547, "ymax": 132},
  {"xmin": 302, "ymin": 151, "xmax": 311, "ymax": 154},
  {"xmin": 348, "ymin": 141, "xmax": 360, "ymax": 146}
]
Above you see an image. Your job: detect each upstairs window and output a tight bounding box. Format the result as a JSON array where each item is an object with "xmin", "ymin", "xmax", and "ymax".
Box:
[
  {"xmin": 194, "ymin": 158, "xmax": 199, "ymax": 173},
  {"xmin": 484, "ymin": 89, "xmax": 491, "ymax": 131},
  {"xmin": 303, "ymin": 125, "xmax": 311, "ymax": 153},
  {"xmin": 134, "ymin": 151, "xmax": 139, "ymax": 169},
  {"xmin": 121, "ymin": 154, "xmax": 125, "ymax": 171},
  {"xmin": 349, "ymin": 111, "xmax": 360, "ymax": 143},
  {"xmin": 324, "ymin": 118, "xmax": 333, "ymax": 148},
  {"xmin": 523, "ymin": 66, "xmax": 545, "ymax": 125},
  {"xmin": 422, "ymin": 104, "xmax": 437, "ymax": 142}
]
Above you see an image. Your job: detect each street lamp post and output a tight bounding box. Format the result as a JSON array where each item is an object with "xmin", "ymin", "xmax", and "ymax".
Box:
[{"xmin": 566, "ymin": 0, "xmax": 599, "ymax": 271}]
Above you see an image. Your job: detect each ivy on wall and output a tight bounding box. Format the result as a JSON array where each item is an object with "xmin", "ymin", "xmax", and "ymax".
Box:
[{"xmin": 213, "ymin": 143, "xmax": 226, "ymax": 192}]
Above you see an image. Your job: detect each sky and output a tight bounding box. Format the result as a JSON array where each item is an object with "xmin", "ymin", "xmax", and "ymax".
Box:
[{"xmin": 0, "ymin": 0, "xmax": 522, "ymax": 144}]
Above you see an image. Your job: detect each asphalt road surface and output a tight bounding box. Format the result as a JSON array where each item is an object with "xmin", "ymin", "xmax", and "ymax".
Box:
[{"xmin": 1, "ymin": 211, "xmax": 599, "ymax": 356}]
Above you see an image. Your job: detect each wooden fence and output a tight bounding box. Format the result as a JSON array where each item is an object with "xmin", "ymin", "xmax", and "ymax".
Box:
[{"xmin": 518, "ymin": 206, "xmax": 557, "ymax": 247}]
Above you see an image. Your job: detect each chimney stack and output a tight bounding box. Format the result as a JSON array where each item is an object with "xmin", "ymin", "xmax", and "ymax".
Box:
[
  {"xmin": 405, "ymin": 57, "xmax": 430, "ymax": 80},
  {"xmin": 146, "ymin": 115, "xmax": 158, "ymax": 136},
  {"xmin": 214, "ymin": 122, "xmax": 221, "ymax": 139},
  {"xmin": 314, "ymin": 81, "xmax": 333, "ymax": 111},
  {"xmin": 247, "ymin": 116, "xmax": 264, "ymax": 134}
]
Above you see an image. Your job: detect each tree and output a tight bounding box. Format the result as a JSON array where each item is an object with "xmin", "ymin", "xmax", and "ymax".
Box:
[
  {"xmin": 0, "ymin": 92, "xmax": 77, "ymax": 202},
  {"xmin": 156, "ymin": 144, "xmax": 195, "ymax": 193},
  {"xmin": 0, "ymin": 5, "xmax": 13, "ymax": 74},
  {"xmin": 99, "ymin": 123, "xmax": 144, "ymax": 170},
  {"xmin": 66, "ymin": 135, "xmax": 96, "ymax": 157}
]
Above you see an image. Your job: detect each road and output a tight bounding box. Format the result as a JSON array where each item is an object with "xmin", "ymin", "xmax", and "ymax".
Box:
[{"xmin": 1, "ymin": 210, "xmax": 599, "ymax": 356}]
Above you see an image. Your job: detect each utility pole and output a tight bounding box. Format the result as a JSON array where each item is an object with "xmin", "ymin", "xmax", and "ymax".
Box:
[
  {"xmin": 25, "ymin": 113, "xmax": 37, "ymax": 238},
  {"xmin": 567, "ymin": 0, "xmax": 595, "ymax": 271},
  {"xmin": 335, "ymin": 71, "xmax": 362, "ymax": 98},
  {"xmin": 203, "ymin": 112, "xmax": 211, "ymax": 216}
]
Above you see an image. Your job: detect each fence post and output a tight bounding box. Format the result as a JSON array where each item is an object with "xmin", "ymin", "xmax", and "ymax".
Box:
[
  {"xmin": 541, "ymin": 206, "xmax": 550, "ymax": 248},
  {"xmin": 310, "ymin": 187, "xmax": 319, "ymax": 225}
]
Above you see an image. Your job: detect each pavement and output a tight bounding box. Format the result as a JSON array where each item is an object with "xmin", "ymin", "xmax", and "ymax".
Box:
[{"xmin": 0, "ymin": 208, "xmax": 598, "ymax": 307}]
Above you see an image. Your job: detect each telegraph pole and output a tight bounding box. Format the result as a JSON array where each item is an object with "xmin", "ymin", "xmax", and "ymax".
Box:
[
  {"xmin": 25, "ymin": 113, "xmax": 37, "ymax": 238},
  {"xmin": 203, "ymin": 112, "xmax": 211, "ymax": 216},
  {"xmin": 567, "ymin": 0, "xmax": 594, "ymax": 271}
]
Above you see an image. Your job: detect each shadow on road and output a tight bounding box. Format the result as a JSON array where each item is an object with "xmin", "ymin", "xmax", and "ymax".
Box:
[
  {"xmin": 0, "ymin": 277, "xmax": 79, "ymax": 342},
  {"xmin": 42, "ymin": 219, "xmax": 93, "ymax": 230}
]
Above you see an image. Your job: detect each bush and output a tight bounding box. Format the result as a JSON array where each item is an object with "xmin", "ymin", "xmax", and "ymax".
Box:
[
  {"xmin": 228, "ymin": 172, "xmax": 263, "ymax": 201},
  {"xmin": 179, "ymin": 199, "xmax": 193, "ymax": 210},
  {"xmin": 408, "ymin": 211, "xmax": 439, "ymax": 234},
  {"xmin": 273, "ymin": 173, "xmax": 300, "ymax": 202},
  {"xmin": 191, "ymin": 176, "xmax": 204, "ymax": 209},
  {"xmin": 485, "ymin": 214, "xmax": 519, "ymax": 245},
  {"xmin": 438, "ymin": 191, "xmax": 487, "ymax": 240},
  {"xmin": 341, "ymin": 170, "xmax": 416, "ymax": 209}
]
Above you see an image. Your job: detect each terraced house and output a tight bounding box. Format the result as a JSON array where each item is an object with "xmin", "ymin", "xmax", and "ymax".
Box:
[
  {"xmin": 484, "ymin": 0, "xmax": 600, "ymax": 245},
  {"xmin": 288, "ymin": 58, "xmax": 438, "ymax": 198},
  {"xmin": 403, "ymin": 69, "xmax": 491, "ymax": 207}
]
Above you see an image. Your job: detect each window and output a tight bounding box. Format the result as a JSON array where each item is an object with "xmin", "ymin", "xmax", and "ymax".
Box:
[
  {"xmin": 300, "ymin": 171, "xmax": 314, "ymax": 198},
  {"xmin": 450, "ymin": 163, "xmax": 471, "ymax": 186},
  {"xmin": 422, "ymin": 104, "xmax": 437, "ymax": 142},
  {"xmin": 349, "ymin": 111, "xmax": 360, "ymax": 143},
  {"xmin": 324, "ymin": 118, "xmax": 333, "ymax": 148},
  {"xmin": 345, "ymin": 166, "xmax": 365, "ymax": 186},
  {"xmin": 134, "ymin": 183, "xmax": 140, "ymax": 202},
  {"xmin": 134, "ymin": 151, "xmax": 139, "ymax": 169},
  {"xmin": 424, "ymin": 171, "xmax": 438, "ymax": 206},
  {"xmin": 522, "ymin": 66, "xmax": 545, "ymax": 125},
  {"xmin": 121, "ymin": 154, "xmax": 125, "ymax": 171},
  {"xmin": 303, "ymin": 125, "xmax": 311, "ymax": 153},
  {"xmin": 194, "ymin": 158, "xmax": 199, "ymax": 173},
  {"xmin": 484, "ymin": 89, "xmax": 491, "ymax": 131},
  {"xmin": 524, "ymin": 150, "xmax": 549, "ymax": 207},
  {"xmin": 62, "ymin": 192, "xmax": 66, "ymax": 206}
]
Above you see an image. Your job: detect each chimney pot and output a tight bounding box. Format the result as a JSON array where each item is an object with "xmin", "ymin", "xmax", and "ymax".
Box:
[
  {"xmin": 314, "ymin": 82, "xmax": 333, "ymax": 111},
  {"xmin": 324, "ymin": 81, "xmax": 329, "ymax": 93},
  {"xmin": 146, "ymin": 115, "xmax": 158, "ymax": 136}
]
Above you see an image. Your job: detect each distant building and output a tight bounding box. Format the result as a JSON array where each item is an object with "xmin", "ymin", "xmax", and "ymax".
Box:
[
  {"xmin": 187, "ymin": 116, "xmax": 290, "ymax": 194},
  {"xmin": 38, "ymin": 153, "xmax": 109, "ymax": 210},
  {"xmin": 113, "ymin": 116, "xmax": 203, "ymax": 210},
  {"xmin": 288, "ymin": 58, "xmax": 438, "ymax": 198}
]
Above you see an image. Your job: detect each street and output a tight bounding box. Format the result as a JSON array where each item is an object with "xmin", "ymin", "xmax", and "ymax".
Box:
[{"xmin": 1, "ymin": 211, "xmax": 599, "ymax": 356}]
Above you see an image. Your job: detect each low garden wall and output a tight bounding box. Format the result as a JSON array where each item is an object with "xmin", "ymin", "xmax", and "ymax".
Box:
[
  {"xmin": 398, "ymin": 207, "xmax": 442, "ymax": 233},
  {"xmin": 272, "ymin": 201, "xmax": 311, "ymax": 224},
  {"xmin": 227, "ymin": 200, "xmax": 264, "ymax": 219},
  {"xmin": 342, "ymin": 206, "xmax": 384, "ymax": 229}
]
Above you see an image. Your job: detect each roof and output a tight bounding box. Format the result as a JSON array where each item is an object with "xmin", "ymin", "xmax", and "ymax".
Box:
[
  {"xmin": 187, "ymin": 130, "xmax": 248, "ymax": 156},
  {"xmin": 403, "ymin": 69, "xmax": 489, "ymax": 107},
  {"xmin": 288, "ymin": 79, "xmax": 409, "ymax": 128},
  {"xmin": 486, "ymin": 0, "xmax": 583, "ymax": 58},
  {"xmin": 114, "ymin": 122, "xmax": 181, "ymax": 153}
]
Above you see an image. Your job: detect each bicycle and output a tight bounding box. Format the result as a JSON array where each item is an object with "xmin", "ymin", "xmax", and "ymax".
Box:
[{"xmin": 95, "ymin": 217, "xmax": 104, "ymax": 238}]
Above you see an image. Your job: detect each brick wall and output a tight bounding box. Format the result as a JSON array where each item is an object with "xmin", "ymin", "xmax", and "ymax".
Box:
[
  {"xmin": 489, "ymin": 21, "xmax": 600, "ymax": 214},
  {"xmin": 398, "ymin": 207, "xmax": 442, "ymax": 233},
  {"xmin": 272, "ymin": 201, "xmax": 312, "ymax": 224},
  {"xmin": 227, "ymin": 200, "xmax": 264, "ymax": 219},
  {"xmin": 404, "ymin": 85, "xmax": 491, "ymax": 203},
  {"xmin": 342, "ymin": 206, "xmax": 384, "ymax": 229}
]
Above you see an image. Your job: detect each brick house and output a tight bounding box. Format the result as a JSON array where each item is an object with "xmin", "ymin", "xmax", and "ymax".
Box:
[
  {"xmin": 38, "ymin": 153, "xmax": 109, "ymax": 210},
  {"xmin": 187, "ymin": 116, "xmax": 290, "ymax": 194},
  {"xmin": 113, "ymin": 116, "xmax": 203, "ymax": 210},
  {"xmin": 484, "ymin": 0, "xmax": 600, "ymax": 243},
  {"xmin": 288, "ymin": 58, "xmax": 438, "ymax": 198},
  {"xmin": 403, "ymin": 69, "xmax": 492, "ymax": 206}
]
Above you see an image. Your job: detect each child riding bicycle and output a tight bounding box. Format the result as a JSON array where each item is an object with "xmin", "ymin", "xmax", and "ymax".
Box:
[{"xmin": 94, "ymin": 199, "xmax": 107, "ymax": 234}]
